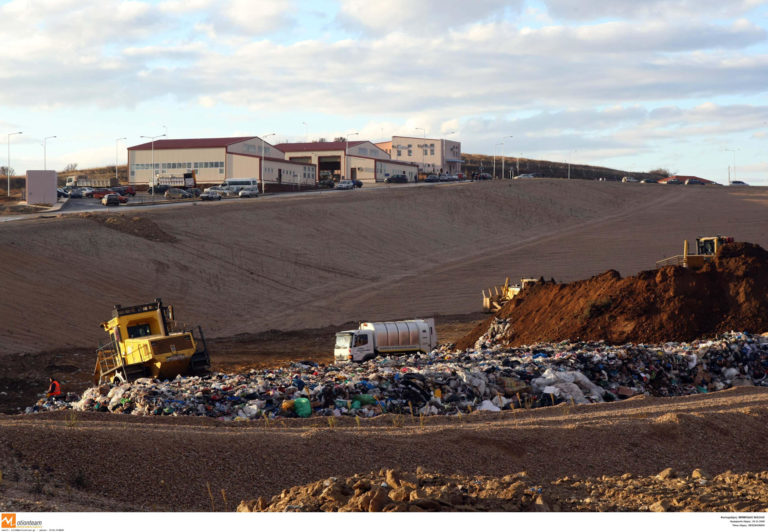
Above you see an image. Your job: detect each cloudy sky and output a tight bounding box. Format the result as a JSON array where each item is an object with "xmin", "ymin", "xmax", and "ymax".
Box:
[{"xmin": 1, "ymin": 0, "xmax": 767, "ymax": 183}]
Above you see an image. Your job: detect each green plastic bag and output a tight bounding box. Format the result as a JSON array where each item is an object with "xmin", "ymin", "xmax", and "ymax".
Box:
[
  {"xmin": 293, "ymin": 397, "xmax": 312, "ymax": 418},
  {"xmin": 352, "ymin": 394, "xmax": 376, "ymax": 405}
]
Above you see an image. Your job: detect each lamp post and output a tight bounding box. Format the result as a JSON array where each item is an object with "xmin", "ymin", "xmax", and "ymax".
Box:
[
  {"xmin": 260, "ymin": 133, "xmax": 276, "ymax": 194},
  {"xmin": 115, "ymin": 137, "xmax": 127, "ymax": 182},
  {"xmin": 6, "ymin": 131, "xmax": 22, "ymax": 197},
  {"xmin": 501, "ymin": 136, "xmax": 513, "ymax": 179},
  {"xmin": 724, "ymin": 148, "xmax": 738, "ymax": 185},
  {"xmin": 140, "ymin": 133, "xmax": 166, "ymax": 201},
  {"xmin": 43, "ymin": 136, "xmax": 56, "ymax": 171},
  {"xmin": 345, "ymin": 132, "xmax": 358, "ymax": 180},
  {"xmin": 493, "ymin": 142, "xmax": 504, "ymax": 179}
]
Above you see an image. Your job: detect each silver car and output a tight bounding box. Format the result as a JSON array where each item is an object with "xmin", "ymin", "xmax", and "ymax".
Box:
[{"xmin": 336, "ymin": 180, "xmax": 355, "ymax": 190}]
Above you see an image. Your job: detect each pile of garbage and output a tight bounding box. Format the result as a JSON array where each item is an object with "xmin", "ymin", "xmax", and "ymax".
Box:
[{"xmin": 27, "ymin": 330, "xmax": 768, "ymax": 420}]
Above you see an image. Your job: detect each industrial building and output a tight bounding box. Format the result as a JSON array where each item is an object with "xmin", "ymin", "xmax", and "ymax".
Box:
[
  {"xmin": 377, "ymin": 136, "xmax": 462, "ymax": 176},
  {"xmin": 127, "ymin": 137, "xmax": 316, "ymax": 191},
  {"xmin": 127, "ymin": 134, "xmax": 457, "ymax": 189},
  {"xmin": 276, "ymin": 141, "xmax": 419, "ymax": 184}
]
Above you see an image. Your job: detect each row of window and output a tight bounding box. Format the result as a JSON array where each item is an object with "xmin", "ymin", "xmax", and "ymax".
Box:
[{"xmin": 132, "ymin": 161, "xmax": 224, "ymax": 171}]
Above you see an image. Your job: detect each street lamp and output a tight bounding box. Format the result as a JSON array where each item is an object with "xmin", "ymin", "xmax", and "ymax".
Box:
[
  {"xmin": 140, "ymin": 133, "xmax": 166, "ymax": 200},
  {"xmin": 345, "ymin": 132, "xmax": 359, "ymax": 180},
  {"xmin": 261, "ymin": 133, "xmax": 276, "ymax": 194},
  {"xmin": 501, "ymin": 136, "xmax": 513, "ymax": 179},
  {"xmin": 724, "ymin": 148, "xmax": 738, "ymax": 185},
  {"xmin": 115, "ymin": 137, "xmax": 127, "ymax": 183},
  {"xmin": 6, "ymin": 131, "xmax": 22, "ymax": 197},
  {"xmin": 43, "ymin": 136, "xmax": 56, "ymax": 171},
  {"xmin": 493, "ymin": 142, "xmax": 504, "ymax": 179}
]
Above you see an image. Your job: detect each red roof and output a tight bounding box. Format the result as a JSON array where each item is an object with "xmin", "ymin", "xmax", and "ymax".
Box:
[
  {"xmin": 274, "ymin": 141, "xmax": 366, "ymax": 152},
  {"xmin": 128, "ymin": 137, "xmax": 258, "ymax": 151}
]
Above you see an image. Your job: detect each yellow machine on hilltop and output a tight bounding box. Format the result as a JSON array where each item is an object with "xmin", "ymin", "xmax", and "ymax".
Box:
[
  {"xmin": 93, "ymin": 298, "xmax": 210, "ymax": 385},
  {"xmin": 656, "ymin": 236, "xmax": 734, "ymax": 269},
  {"xmin": 482, "ymin": 277, "xmax": 539, "ymax": 313}
]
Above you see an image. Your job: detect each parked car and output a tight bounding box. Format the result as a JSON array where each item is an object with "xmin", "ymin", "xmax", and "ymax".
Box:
[
  {"xmin": 684, "ymin": 178, "xmax": 705, "ymax": 185},
  {"xmin": 238, "ymin": 187, "xmax": 260, "ymax": 198},
  {"xmin": 424, "ymin": 174, "xmax": 440, "ymax": 183},
  {"xmin": 204, "ymin": 185, "xmax": 230, "ymax": 195},
  {"xmin": 147, "ymin": 185, "xmax": 170, "ymax": 195},
  {"xmin": 318, "ymin": 178, "xmax": 335, "ymax": 188},
  {"xmin": 67, "ymin": 188, "xmax": 83, "ymax": 198},
  {"xmin": 187, "ymin": 187, "xmax": 202, "ymax": 197},
  {"xmin": 200, "ymin": 191, "xmax": 222, "ymax": 201},
  {"xmin": 640, "ymin": 178, "xmax": 658, "ymax": 184},
  {"xmin": 663, "ymin": 178, "xmax": 682, "ymax": 185},
  {"xmin": 336, "ymin": 179, "xmax": 355, "ymax": 190},
  {"xmin": 621, "ymin": 176, "xmax": 638, "ymax": 183},
  {"xmin": 111, "ymin": 186, "xmax": 136, "ymax": 196},
  {"xmin": 440, "ymin": 174, "xmax": 459, "ymax": 182},
  {"xmin": 352, "ymin": 179, "xmax": 363, "ymax": 188},
  {"xmin": 92, "ymin": 188, "xmax": 116, "ymax": 199},
  {"xmin": 56, "ymin": 188, "xmax": 69, "ymax": 198},
  {"xmin": 164, "ymin": 188, "xmax": 192, "ymax": 199},
  {"xmin": 101, "ymin": 193, "xmax": 121, "ymax": 206},
  {"xmin": 474, "ymin": 173, "xmax": 492, "ymax": 180},
  {"xmin": 79, "ymin": 187, "xmax": 95, "ymax": 197},
  {"xmin": 730, "ymin": 180, "xmax": 749, "ymax": 186}
]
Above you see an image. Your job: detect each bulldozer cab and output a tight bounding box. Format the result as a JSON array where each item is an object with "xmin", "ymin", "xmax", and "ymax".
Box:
[
  {"xmin": 696, "ymin": 236, "xmax": 733, "ymax": 256},
  {"xmin": 93, "ymin": 298, "xmax": 209, "ymax": 385}
]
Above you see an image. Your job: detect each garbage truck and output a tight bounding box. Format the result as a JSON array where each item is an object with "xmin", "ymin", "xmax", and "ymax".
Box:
[
  {"xmin": 93, "ymin": 298, "xmax": 210, "ymax": 385},
  {"xmin": 334, "ymin": 319, "xmax": 437, "ymax": 363}
]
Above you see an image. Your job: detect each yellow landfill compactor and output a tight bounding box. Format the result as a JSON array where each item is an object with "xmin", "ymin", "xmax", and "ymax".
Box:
[
  {"xmin": 93, "ymin": 298, "xmax": 210, "ymax": 385},
  {"xmin": 655, "ymin": 235, "xmax": 734, "ymax": 269},
  {"xmin": 482, "ymin": 277, "xmax": 538, "ymax": 313}
]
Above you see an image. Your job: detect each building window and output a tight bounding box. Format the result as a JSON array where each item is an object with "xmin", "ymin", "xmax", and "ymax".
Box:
[
  {"xmin": 397, "ymin": 150, "xmax": 402, "ymax": 156},
  {"xmin": 430, "ymin": 149, "xmax": 435, "ymax": 155},
  {"xmin": 408, "ymin": 150, "xmax": 412, "ymax": 156}
]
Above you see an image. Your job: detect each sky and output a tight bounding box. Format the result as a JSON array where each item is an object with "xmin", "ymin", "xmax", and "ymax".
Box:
[{"xmin": 1, "ymin": 0, "xmax": 768, "ymax": 184}]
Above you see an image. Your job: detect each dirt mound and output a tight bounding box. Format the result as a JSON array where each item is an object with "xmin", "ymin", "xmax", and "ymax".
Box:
[
  {"xmin": 79, "ymin": 212, "xmax": 177, "ymax": 243},
  {"xmin": 457, "ymin": 242, "xmax": 768, "ymax": 349},
  {"xmin": 238, "ymin": 467, "xmax": 768, "ymax": 512}
]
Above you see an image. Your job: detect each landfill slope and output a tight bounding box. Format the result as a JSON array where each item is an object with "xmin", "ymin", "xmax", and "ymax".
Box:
[{"xmin": 457, "ymin": 242, "xmax": 768, "ymax": 349}]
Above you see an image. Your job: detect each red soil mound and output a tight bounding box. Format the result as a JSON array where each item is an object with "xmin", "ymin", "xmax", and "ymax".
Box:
[{"xmin": 457, "ymin": 242, "xmax": 768, "ymax": 349}]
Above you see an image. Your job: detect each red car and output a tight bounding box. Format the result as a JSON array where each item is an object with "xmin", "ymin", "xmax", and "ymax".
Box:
[{"xmin": 92, "ymin": 189, "xmax": 115, "ymax": 199}]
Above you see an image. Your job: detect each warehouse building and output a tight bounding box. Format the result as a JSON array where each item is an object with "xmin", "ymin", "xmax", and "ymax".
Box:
[
  {"xmin": 276, "ymin": 141, "xmax": 419, "ymax": 184},
  {"xmin": 127, "ymin": 137, "xmax": 316, "ymax": 191},
  {"xmin": 377, "ymin": 136, "xmax": 463, "ymax": 176}
]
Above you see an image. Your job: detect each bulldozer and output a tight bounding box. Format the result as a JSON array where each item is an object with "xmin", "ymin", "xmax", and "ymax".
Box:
[
  {"xmin": 93, "ymin": 298, "xmax": 210, "ymax": 385},
  {"xmin": 482, "ymin": 277, "xmax": 538, "ymax": 313},
  {"xmin": 655, "ymin": 235, "xmax": 734, "ymax": 269}
]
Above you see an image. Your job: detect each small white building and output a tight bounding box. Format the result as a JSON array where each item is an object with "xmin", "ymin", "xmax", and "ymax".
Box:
[
  {"xmin": 276, "ymin": 141, "xmax": 419, "ymax": 184},
  {"xmin": 127, "ymin": 137, "xmax": 316, "ymax": 191},
  {"xmin": 377, "ymin": 136, "xmax": 463, "ymax": 176}
]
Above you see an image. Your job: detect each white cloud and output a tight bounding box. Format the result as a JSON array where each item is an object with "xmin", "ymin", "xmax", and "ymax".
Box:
[
  {"xmin": 542, "ymin": 0, "xmax": 768, "ymax": 20},
  {"xmin": 336, "ymin": 0, "xmax": 521, "ymax": 34},
  {"xmin": 204, "ymin": 0, "xmax": 296, "ymax": 35}
]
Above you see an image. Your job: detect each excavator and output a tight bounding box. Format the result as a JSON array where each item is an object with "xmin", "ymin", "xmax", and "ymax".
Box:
[
  {"xmin": 93, "ymin": 298, "xmax": 210, "ymax": 385},
  {"xmin": 482, "ymin": 277, "xmax": 539, "ymax": 313},
  {"xmin": 656, "ymin": 235, "xmax": 734, "ymax": 269}
]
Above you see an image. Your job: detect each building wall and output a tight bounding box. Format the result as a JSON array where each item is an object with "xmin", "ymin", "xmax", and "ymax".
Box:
[
  {"xmin": 375, "ymin": 160, "xmax": 419, "ymax": 182},
  {"xmin": 129, "ymin": 147, "xmax": 226, "ymax": 185},
  {"xmin": 390, "ymin": 136, "xmax": 462, "ymax": 175}
]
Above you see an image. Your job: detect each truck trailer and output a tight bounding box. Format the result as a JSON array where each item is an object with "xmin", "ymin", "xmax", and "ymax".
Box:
[
  {"xmin": 334, "ymin": 319, "xmax": 437, "ymax": 363},
  {"xmin": 65, "ymin": 175, "xmax": 119, "ymax": 188}
]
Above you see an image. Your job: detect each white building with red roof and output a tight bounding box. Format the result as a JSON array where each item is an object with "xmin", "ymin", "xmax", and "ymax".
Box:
[{"xmin": 127, "ymin": 136, "xmax": 316, "ymax": 191}]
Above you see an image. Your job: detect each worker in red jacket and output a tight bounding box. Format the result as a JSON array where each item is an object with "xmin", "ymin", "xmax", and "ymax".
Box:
[{"xmin": 47, "ymin": 377, "xmax": 62, "ymax": 399}]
